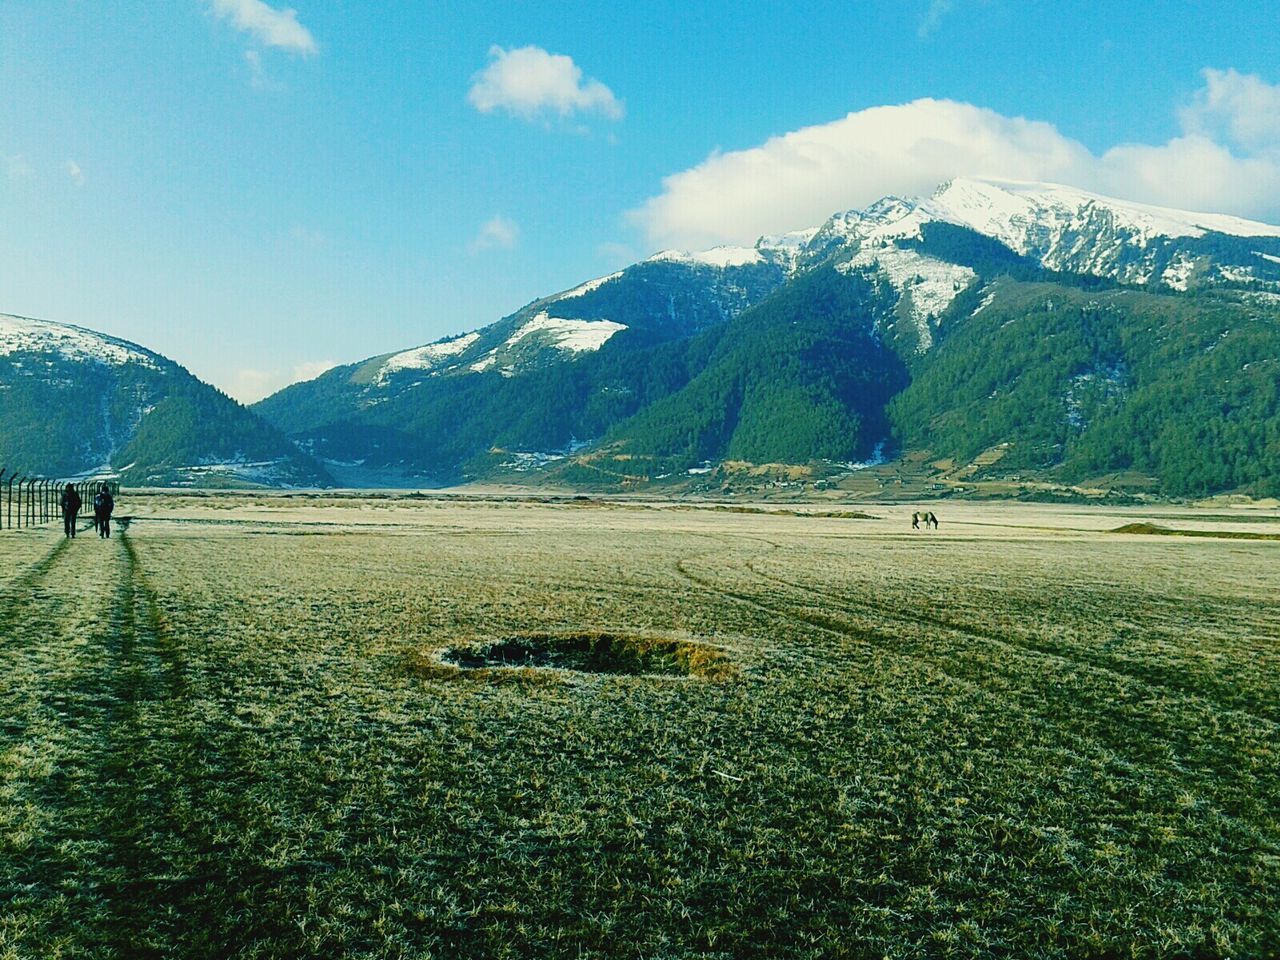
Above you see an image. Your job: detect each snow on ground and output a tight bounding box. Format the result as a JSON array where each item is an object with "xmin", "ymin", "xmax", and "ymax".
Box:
[
  {"xmin": 174, "ymin": 460, "xmax": 300, "ymax": 486},
  {"xmin": 1217, "ymin": 265, "xmax": 1258, "ymax": 284},
  {"xmin": 552, "ymin": 272, "xmax": 624, "ymax": 301},
  {"xmin": 970, "ymin": 290, "xmax": 996, "ymax": 316},
  {"xmin": 470, "ymin": 353, "xmax": 497, "ymax": 373},
  {"xmin": 376, "ymin": 332, "xmax": 479, "ymax": 383},
  {"xmin": 1255, "ymin": 252, "xmax": 1280, "ymax": 265},
  {"xmin": 840, "ymin": 442, "xmax": 887, "ymax": 470},
  {"xmin": 504, "ymin": 312, "xmax": 626, "ymax": 353},
  {"xmin": 647, "ymin": 247, "xmax": 763, "ymax": 268},
  {"xmin": 0, "ymin": 313, "xmax": 159, "ymax": 368}
]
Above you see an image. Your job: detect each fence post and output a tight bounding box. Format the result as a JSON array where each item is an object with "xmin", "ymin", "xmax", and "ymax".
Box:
[{"xmin": 0, "ymin": 469, "xmax": 6, "ymax": 531}]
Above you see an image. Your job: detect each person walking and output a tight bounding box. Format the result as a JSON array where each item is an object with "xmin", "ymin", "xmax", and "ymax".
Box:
[
  {"xmin": 60, "ymin": 483, "xmax": 81, "ymax": 538},
  {"xmin": 93, "ymin": 482, "xmax": 115, "ymax": 539}
]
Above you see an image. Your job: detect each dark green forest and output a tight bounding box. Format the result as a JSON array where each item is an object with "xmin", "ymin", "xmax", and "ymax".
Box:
[
  {"xmin": 0, "ymin": 352, "xmax": 328, "ymax": 486},
  {"xmin": 890, "ymin": 282, "xmax": 1280, "ymax": 496}
]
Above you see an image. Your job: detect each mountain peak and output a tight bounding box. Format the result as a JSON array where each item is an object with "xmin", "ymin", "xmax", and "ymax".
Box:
[
  {"xmin": 645, "ymin": 246, "xmax": 764, "ymax": 268},
  {"xmin": 926, "ymin": 177, "xmax": 1280, "ymax": 243}
]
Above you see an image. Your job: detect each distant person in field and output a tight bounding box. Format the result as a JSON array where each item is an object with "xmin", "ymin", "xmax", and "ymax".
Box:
[
  {"xmin": 94, "ymin": 482, "xmax": 115, "ymax": 539},
  {"xmin": 60, "ymin": 483, "xmax": 81, "ymax": 538}
]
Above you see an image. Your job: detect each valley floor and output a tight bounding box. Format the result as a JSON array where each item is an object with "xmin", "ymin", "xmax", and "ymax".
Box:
[{"xmin": 0, "ymin": 497, "xmax": 1276, "ymax": 958}]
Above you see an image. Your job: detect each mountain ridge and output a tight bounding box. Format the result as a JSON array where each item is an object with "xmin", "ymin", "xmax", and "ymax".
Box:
[
  {"xmin": 0, "ymin": 312, "xmax": 331, "ymax": 487},
  {"xmin": 6, "ymin": 177, "xmax": 1278, "ymax": 494},
  {"xmin": 249, "ymin": 178, "xmax": 1280, "ymax": 495}
]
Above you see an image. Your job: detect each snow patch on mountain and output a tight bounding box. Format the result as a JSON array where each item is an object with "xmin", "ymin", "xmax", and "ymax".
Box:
[
  {"xmin": 756, "ymin": 229, "xmax": 819, "ymax": 272},
  {"xmin": 0, "ymin": 313, "xmax": 160, "ymax": 369},
  {"xmin": 648, "ymin": 246, "xmax": 763, "ymax": 268},
  {"xmin": 553, "ymin": 272, "xmax": 624, "ymax": 301},
  {"xmin": 377, "ymin": 332, "xmax": 479, "ymax": 383},
  {"xmin": 840, "ymin": 246, "xmax": 975, "ymax": 348},
  {"xmin": 758, "ymin": 228, "xmax": 819, "ymax": 252},
  {"xmin": 923, "ymin": 178, "xmax": 1280, "ymax": 246},
  {"xmin": 505, "ymin": 313, "xmax": 627, "ymax": 352},
  {"xmin": 1162, "ymin": 253, "xmax": 1199, "ymax": 291},
  {"xmin": 1217, "ymin": 265, "xmax": 1256, "ymax": 284}
]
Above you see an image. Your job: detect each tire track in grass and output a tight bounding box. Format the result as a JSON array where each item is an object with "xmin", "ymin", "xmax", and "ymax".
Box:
[
  {"xmin": 741, "ymin": 554, "xmax": 1280, "ymax": 730},
  {"xmin": 679, "ymin": 532, "xmax": 1277, "ymax": 729},
  {"xmin": 674, "ymin": 537, "xmax": 1278, "ymax": 831},
  {"xmin": 0, "ymin": 535, "xmax": 71, "ymax": 630}
]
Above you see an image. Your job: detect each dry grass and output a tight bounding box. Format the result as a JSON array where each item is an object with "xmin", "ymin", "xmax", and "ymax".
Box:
[{"xmin": 0, "ymin": 497, "xmax": 1276, "ymax": 958}]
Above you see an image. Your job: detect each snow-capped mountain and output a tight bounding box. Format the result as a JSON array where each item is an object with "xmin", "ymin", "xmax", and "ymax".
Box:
[
  {"xmin": 254, "ymin": 250, "xmax": 791, "ymax": 479},
  {"xmin": 0, "ymin": 312, "xmax": 329, "ymax": 487},
  {"xmin": 808, "ymin": 177, "xmax": 1280, "ymax": 291},
  {"xmin": 304, "ymin": 176, "xmax": 1280, "ymax": 403},
  {"xmin": 251, "ymin": 179, "xmax": 1280, "ymax": 495}
]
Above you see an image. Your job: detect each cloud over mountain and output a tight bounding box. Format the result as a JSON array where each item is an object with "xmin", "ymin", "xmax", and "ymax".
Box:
[{"xmin": 630, "ymin": 72, "xmax": 1280, "ymax": 250}]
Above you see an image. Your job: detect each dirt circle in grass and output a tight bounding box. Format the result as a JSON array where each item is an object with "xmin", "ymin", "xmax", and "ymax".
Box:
[{"xmin": 438, "ymin": 631, "xmax": 733, "ymax": 680}]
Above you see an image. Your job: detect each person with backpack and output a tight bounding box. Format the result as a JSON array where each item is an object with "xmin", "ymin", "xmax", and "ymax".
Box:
[
  {"xmin": 93, "ymin": 482, "xmax": 115, "ymax": 539},
  {"xmin": 60, "ymin": 483, "xmax": 81, "ymax": 538}
]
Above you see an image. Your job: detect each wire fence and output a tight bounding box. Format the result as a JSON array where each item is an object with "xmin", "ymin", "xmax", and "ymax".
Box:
[{"xmin": 0, "ymin": 468, "xmax": 121, "ymax": 531}]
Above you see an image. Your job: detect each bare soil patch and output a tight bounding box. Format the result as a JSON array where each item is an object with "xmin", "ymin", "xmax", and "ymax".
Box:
[{"xmin": 1112, "ymin": 521, "xmax": 1280, "ymax": 540}]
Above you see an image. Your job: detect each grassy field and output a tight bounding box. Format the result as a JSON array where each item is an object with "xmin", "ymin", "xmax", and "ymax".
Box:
[{"xmin": 0, "ymin": 495, "xmax": 1277, "ymax": 958}]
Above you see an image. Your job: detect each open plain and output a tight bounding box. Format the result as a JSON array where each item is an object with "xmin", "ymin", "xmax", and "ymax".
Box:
[{"xmin": 0, "ymin": 494, "xmax": 1276, "ymax": 959}]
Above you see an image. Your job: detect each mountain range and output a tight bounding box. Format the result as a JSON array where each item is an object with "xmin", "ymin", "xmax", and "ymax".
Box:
[
  {"xmin": 252, "ymin": 178, "xmax": 1280, "ymax": 496},
  {"xmin": 4, "ymin": 177, "xmax": 1279, "ymax": 495}
]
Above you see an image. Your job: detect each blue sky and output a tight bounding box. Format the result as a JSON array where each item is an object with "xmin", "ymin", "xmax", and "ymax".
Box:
[{"xmin": 3, "ymin": 1, "xmax": 1279, "ymax": 400}]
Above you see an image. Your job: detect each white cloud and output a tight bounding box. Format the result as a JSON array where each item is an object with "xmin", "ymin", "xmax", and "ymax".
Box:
[
  {"xmin": 467, "ymin": 45, "xmax": 623, "ymax": 123},
  {"xmin": 630, "ymin": 78, "xmax": 1280, "ymax": 250},
  {"xmin": 1178, "ymin": 68, "xmax": 1280, "ymax": 155},
  {"xmin": 467, "ymin": 215, "xmax": 520, "ymax": 254},
  {"xmin": 209, "ymin": 0, "xmax": 317, "ymax": 55},
  {"xmin": 229, "ymin": 360, "xmax": 336, "ymax": 403},
  {"xmin": 918, "ymin": 0, "xmax": 955, "ymax": 38},
  {"xmin": 63, "ymin": 160, "xmax": 84, "ymax": 186}
]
